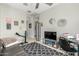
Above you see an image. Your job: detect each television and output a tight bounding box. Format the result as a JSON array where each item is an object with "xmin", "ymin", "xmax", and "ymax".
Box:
[{"xmin": 44, "ymin": 31, "xmax": 57, "ymax": 40}]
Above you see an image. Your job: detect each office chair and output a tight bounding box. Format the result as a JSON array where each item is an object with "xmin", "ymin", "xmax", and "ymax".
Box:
[{"xmin": 59, "ymin": 37, "xmax": 77, "ymax": 55}]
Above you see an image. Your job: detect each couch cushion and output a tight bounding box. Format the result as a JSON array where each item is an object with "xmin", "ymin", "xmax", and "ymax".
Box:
[{"xmin": 0, "ymin": 38, "xmax": 17, "ymax": 46}]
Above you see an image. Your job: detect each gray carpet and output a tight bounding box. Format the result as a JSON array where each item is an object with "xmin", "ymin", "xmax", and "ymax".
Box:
[{"xmin": 22, "ymin": 42, "xmax": 68, "ymax": 56}]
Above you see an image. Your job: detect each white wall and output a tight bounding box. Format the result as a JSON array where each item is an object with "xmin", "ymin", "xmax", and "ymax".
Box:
[
  {"xmin": 26, "ymin": 15, "xmax": 39, "ymax": 39},
  {"xmin": 39, "ymin": 3, "xmax": 79, "ymax": 41},
  {"xmin": 0, "ymin": 4, "xmax": 27, "ymax": 39}
]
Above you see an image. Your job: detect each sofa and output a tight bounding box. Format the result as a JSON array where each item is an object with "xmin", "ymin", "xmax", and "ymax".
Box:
[{"xmin": 0, "ymin": 37, "xmax": 24, "ymax": 48}]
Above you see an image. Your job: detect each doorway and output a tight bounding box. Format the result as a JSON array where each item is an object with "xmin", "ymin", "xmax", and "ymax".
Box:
[
  {"xmin": 35, "ymin": 21, "xmax": 41, "ymax": 41},
  {"xmin": 26, "ymin": 15, "xmax": 41, "ymax": 42}
]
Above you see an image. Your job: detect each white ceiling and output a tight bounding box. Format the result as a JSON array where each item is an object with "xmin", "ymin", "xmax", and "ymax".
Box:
[{"xmin": 6, "ymin": 3, "xmax": 57, "ymax": 14}]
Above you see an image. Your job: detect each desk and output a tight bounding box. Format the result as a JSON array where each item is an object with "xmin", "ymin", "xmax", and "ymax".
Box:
[
  {"xmin": 45, "ymin": 39, "xmax": 56, "ymax": 47},
  {"xmin": 67, "ymin": 39, "xmax": 79, "ymax": 56}
]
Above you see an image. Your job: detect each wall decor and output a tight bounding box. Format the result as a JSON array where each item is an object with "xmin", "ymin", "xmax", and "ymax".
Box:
[
  {"xmin": 5, "ymin": 17, "xmax": 12, "ymax": 24},
  {"xmin": 57, "ymin": 19, "xmax": 67, "ymax": 27},
  {"xmin": 49, "ymin": 18, "xmax": 55, "ymax": 24},
  {"xmin": 14, "ymin": 21, "xmax": 18, "ymax": 26},
  {"xmin": 40, "ymin": 23, "xmax": 43, "ymax": 26},
  {"xmin": 6, "ymin": 23, "xmax": 11, "ymax": 30},
  {"xmin": 21, "ymin": 20, "xmax": 24, "ymax": 24},
  {"xmin": 29, "ymin": 23, "xmax": 32, "ymax": 29}
]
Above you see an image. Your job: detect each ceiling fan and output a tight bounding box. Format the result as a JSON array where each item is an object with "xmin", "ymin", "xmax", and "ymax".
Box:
[
  {"xmin": 35, "ymin": 3, "xmax": 53, "ymax": 9},
  {"xmin": 23, "ymin": 3, "xmax": 53, "ymax": 13},
  {"xmin": 23, "ymin": 3, "xmax": 53, "ymax": 9}
]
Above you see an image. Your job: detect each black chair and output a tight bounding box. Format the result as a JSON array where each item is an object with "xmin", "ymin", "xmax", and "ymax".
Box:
[
  {"xmin": 16, "ymin": 31, "xmax": 28, "ymax": 43},
  {"xmin": 59, "ymin": 37, "xmax": 77, "ymax": 55}
]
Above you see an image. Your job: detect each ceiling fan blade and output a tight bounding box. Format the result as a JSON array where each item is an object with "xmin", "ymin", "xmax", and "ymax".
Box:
[
  {"xmin": 35, "ymin": 3, "xmax": 39, "ymax": 9},
  {"xmin": 45, "ymin": 3, "xmax": 53, "ymax": 6}
]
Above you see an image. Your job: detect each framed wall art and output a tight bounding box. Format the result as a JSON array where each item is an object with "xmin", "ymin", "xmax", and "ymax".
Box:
[
  {"xmin": 49, "ymin": 18, "xmax": 56, "ymax": 24},
  {"xmin": 57, "ymin": 19, "xmax": 67, "ymax": 27},
  {"xmin": 6, "ymin": 23, "xmax": 11, "ymax": 30},
  {"xmin": 14, "ymin": 21, "xmax": 18, "ymax": 26},
  {"xmin": 21, "ymin": 20, "xmax": 24, "ymax": 24}
]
